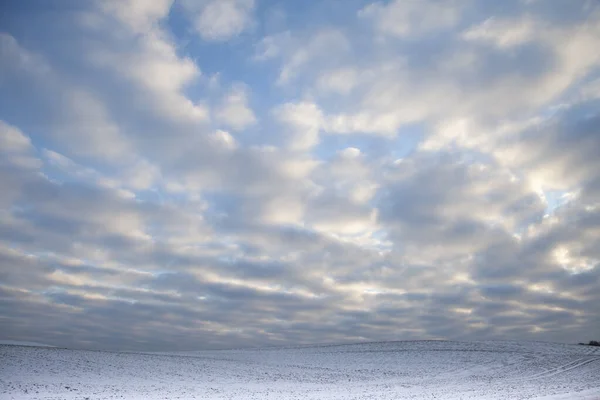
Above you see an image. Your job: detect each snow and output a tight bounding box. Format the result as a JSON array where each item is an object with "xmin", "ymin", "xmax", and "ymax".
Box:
[{"xmin": 1, "ymin": 340, "xmax": 599, "ymax": 399}]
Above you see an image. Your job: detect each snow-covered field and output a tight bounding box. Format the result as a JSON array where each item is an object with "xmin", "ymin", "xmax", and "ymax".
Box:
[{"xmin": 1, "ymin": 341, "xmax": 599, "ymax": 400}]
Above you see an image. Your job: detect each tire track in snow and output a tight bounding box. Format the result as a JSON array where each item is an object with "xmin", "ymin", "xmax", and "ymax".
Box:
[{"xmin": 506, "ymin": 356, "xmax": 600, "ymax": 382}]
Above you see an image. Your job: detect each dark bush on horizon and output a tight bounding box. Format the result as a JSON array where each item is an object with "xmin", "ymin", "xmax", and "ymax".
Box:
[{"xmin": 580, "ymin": 341, "xmax": 600, "ymax": 346}]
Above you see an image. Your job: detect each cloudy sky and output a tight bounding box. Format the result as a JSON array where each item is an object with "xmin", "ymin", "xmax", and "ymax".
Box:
[{"xmin": 0, "ymin": 0, "xmax": 599, "ymax": 351}]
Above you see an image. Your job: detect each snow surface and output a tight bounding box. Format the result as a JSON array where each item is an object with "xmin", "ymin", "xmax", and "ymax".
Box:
[{"xmin": 1, "ymin": 340, "xmax": 599, "ymax": 399}]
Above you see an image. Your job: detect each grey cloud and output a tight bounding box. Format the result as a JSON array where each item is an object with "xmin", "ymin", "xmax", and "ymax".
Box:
[
  {"xmin": 508, "ymin": 100, "xmax": 600, "ymax": 193},
  {"xmin": 480, "ymin": 284, "xmax": 525, "ymax": 299},
  {"xmin": 378, "ymin": 154, "xmax": 545, "ymax": 253}
]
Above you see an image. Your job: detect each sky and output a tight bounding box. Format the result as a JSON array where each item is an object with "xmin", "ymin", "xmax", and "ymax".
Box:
[{"xmin": 0, "ymin": 0, "xmax": 599, "ymax": 351}]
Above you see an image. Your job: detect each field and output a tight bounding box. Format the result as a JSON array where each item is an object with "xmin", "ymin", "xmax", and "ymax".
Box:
[{"xmin": 1, "ymin": 341, "xmax": 599, "ymax": 399}]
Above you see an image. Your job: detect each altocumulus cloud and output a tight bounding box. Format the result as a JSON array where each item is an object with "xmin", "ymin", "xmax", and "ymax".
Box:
[{"xmin": 0, "ymin": 0, "xmax": 599, "ymax": 351}]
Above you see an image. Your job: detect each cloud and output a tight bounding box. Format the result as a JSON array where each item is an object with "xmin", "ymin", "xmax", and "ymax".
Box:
[
  {"xmin": 0, "ymin": 33, "xmax": 51, "ymax": 78},
  {"xmin": 378, "ymin": 154, "xmax": 545, "ymax": 262},
  {"xmin": 0, "ymin": 120, "xmax": 35, "ymax": 154},
  {"xmin": 86, "ymin": 4, "xmax": 208, "ymax": 123},
  {"xmin": 183, "ymin": 0, "xmax": 255, "ymax": 42},
  {"xmin": 100, "ymin": 0, "xmax": 174, "ymax": 33},
  {"xmin": 0, "ymin": 0, "xmax": 599, "ymax": 351},
  {"xmin": 256, "ymin": 29, "xmax": 351, "ymax": 85},
  {"xmin": 462, "ymin": 17, "xmax": 537, "ymax": 48},
  {"xmin": 422, "ymin": 95, "xmax": 600, "ymax": 196},
  {"xmin": 316, "ymin": 67, "xmax": 359, "ymax": 95},
  {"xmin": 0, "ymin": 121, "xmax": 42, "ymax": 209},
  {"xmin": 359, "ymin": 0, "xmax": 462, "ymax": 38},
  {"xmin": 274, "ymin": 102, "xmax": 323, "ymax": 151},
  {"xmin": 215, "ymin": 84, "xmax": 257, "ymax": 131}
]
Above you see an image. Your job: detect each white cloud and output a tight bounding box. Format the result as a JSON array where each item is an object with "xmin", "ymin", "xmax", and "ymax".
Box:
[
  {"xmin": 89, "ymin": 3, "xmax": 208, "ymax": 123},
  {"xmin": 274, "ymin": 102, "xmax": 323, "ymax": 151},
  {"xmin": 359, "ymin": 0, "xmax": 462, "ymax": 38},
  {"xmin": 305, "ymin": 147, "xmax": 380, "ymax": 236},
  {"xmin": 120, "ymin": 34, "xmax": 199, "ymax": 94},
  {"xmin": 210, "ymin": 129, "xmax": 238, "ymax": 151},
  {"xmin": 215, "ymin": 85, "xmax": 257, "ymax": 131},
  {"xmin": 339, "ymin": 147, "xmax": 361, "ymax": 159},
  {"xmin": 462, "ymin": 17, "xmax": 537, "ymax": 48},
  {"xmin": 316, "ymin": 67, "xmax": 358, "ymax": 94},
  {"xmin": 254, "ymin": 32, "xmax": 290, "ymax": 61},
  {"xmin": 261, "ymin": 195, "xmax": 305, "ymax": 225},
  {"xmin": 59, "ymin": 89, "xmax": 132, "ymax": 160},
  {"xmin": 184, "ymin": 0, "xmax": 255, "ymax": 42},
  {"xmin": 100, "ymin": 0, "xmax": 174, "ymax": 33},
  {"xmin": 257, "ymin": 29, "xmax": 350, "ymax": 85},
  {"xmin": 123, "ymin": 159, "xmax": 161, "ymax": 191},
  {"xmin": 313, "ymin": 9, "xmax": 600, "ymax": 139},
  {"xmin": 0, "ymin": 33, "xmax": 136, "ymax": 162},
  {"xmin": 423, "ymin": 84, "xmax": 600, "ymax": 195},
  {"xmin": 0, "ymin": 120, "xmax": 34, "ymax": 153},
  {"xmin": 325, "ymin": 111, "xmax": 410, "ymax": 136}
]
